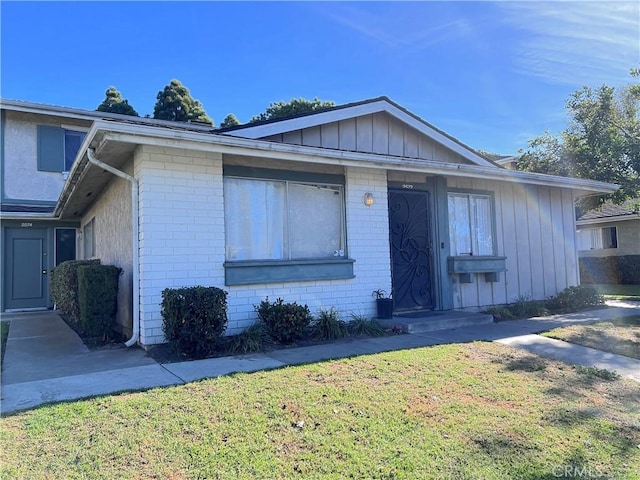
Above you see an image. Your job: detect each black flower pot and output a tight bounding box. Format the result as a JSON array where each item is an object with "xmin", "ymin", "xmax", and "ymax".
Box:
[{"xmin": 376, "ymin": 298, "xmax": 393, "ymax": 319}]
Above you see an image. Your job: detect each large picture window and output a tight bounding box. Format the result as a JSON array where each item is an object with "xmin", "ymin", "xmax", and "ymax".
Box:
[
  {"xmin": 224, "ymin": 177, "xmax": 345, "ymax": 261},
  {"xmin": 448, "ymin": 193, "xmax": 494, "ymax": 256}
]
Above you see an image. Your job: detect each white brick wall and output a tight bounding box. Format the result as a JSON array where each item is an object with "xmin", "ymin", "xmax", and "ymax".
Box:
[
  {"xmin": 135, "ymin": 148, "xmax": 392, "ymax": 345},
  {"xmin": 135, "ymin": 145, "xmax": 225, "ymax": 346}
]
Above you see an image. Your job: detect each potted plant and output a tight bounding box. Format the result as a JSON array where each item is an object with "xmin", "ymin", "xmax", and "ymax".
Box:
[{"xmin": 372, "ymin": 289, "xmax": 393, "ymax": 319}]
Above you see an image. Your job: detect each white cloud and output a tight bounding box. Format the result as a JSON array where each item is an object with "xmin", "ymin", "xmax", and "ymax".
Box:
[{"xmin": 498, "ymin": 1, "xmax": 639, "ymax": 86}]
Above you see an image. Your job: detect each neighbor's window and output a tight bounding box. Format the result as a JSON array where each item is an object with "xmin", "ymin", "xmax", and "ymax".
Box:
[
  {"xmin": 37, "ymin": 125, "xmax": 86, "ymax": 172},
  {"xmin": 448, "ymin": 193, "xmax": 494, "ymax": 256},
  {"xmin": 577, "ymin": 226, "xmax": 618, "ymax": 250},
  {"xmin": 83, "ymin": 218, "xmax": 95, "ymax": 259},
  {"xmin": 224, "ymin": 177, "xmax": 345, "ymax": 261}
]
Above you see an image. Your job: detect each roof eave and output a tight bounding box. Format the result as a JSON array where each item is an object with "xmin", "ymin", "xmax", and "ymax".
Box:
[{"xmin": 55, "ymin": 121, "xmax": 619, "ymax": 217}]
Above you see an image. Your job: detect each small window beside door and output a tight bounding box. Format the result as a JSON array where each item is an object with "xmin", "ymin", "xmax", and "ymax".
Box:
[
  {"xmin": 55, "ymin": 228, "xmax": 77, "ymax": 265},
  {"xmin": 83, "ymin": 219, "xmax": 96, "ymax": 259},
  {"xmin": 448, "ymin": 192, "xmax": 495, "ymax": 256}
]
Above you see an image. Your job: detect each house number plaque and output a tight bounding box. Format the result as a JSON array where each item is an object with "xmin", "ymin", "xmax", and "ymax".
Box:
[
  {"xmin": 402, "ymin": 184, "xmax": 414, "ymax": 189},
  {"xmin": 21, "ymin": 222, "xmax": 33, "ymax": 227}
]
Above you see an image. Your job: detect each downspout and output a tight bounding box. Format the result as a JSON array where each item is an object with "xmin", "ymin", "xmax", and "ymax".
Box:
[{"xmin": 86, "ymin": 148, "xmax": 140, "ymax": 347}]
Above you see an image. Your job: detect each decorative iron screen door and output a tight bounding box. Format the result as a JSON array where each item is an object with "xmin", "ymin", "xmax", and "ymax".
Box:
[{"xmin": 388, "ymin": 190, "xmax": 434, "ymax": 311}]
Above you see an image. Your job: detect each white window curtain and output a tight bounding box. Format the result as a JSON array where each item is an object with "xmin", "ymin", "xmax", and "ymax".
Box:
[
  {"xmin": 448, "ymin": 193, "xmax": 494, "ymax": 256},
  {"xmin": 225, "ymin": 177, "xmax": 344, "ymax": 261}
]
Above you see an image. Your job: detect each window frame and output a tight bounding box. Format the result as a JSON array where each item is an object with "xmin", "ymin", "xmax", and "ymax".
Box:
[
  {"xmin": 577, "ymin": 226, "xmax": 618, "ymax": 250},
  {"xmin": 222, "ymin": 165, "xmax": 354, "ymax": 286},
  {"xmin": 37, "ymin": 125, "xmax": 87, "ymax": 173},
  {"xmin": 447, "ymin": 189, "xmax": 498, "ymax": 257},
  {"xmin": 83, "ymin": 218, "xmax": 95, "ymax": 259}
]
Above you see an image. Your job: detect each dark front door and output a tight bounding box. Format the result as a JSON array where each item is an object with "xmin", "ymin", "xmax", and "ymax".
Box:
[
  {"xmin": 4, "ymin": 227, "xmax": 49, "ymax": 310},
  {"xmin": 388, "ymin": 189, "xmax": 433, "ymax": 311}
]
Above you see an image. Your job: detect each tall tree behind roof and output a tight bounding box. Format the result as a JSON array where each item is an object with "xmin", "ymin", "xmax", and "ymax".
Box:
[
  {"xmin": 96, "ymin": 87, "xmax": 139, "ymax": 116},
  {"xmin": 518, "ymin": 67, "xmax": 640, "ymax": 206},
  {"xmin": 249, "ymin": 97, "xmax": 335, "ymax": 123},
  {"xmin": 220, "ymin": 113, "xmax": 240, "ymax": 128},
  {"xmin": 153, "ymin": 79, "xmax": 213, "ymax": 125}
]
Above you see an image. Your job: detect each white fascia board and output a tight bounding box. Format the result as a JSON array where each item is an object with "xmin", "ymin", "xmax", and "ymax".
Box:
[
  {"xmin": 226, "ymin": 99, "xmax": 495, "ymax": 168},
  {"xmin": 577, "ymin": 215, "xmax": 639, "ymax": 226},
  {"xmin": 87, "ymin": 121, "xmax": 618, "ymax": 195},
  {"xmin": 0, "ymin": 212, "xmax": 58, "ymax": 220},
  {"xmin": 1, "ymin": 99, "xmax": 214, "ymax": 131},
  {"xmin": 2, "ymin": 100, "xmax": 102, "ymax": 122}
]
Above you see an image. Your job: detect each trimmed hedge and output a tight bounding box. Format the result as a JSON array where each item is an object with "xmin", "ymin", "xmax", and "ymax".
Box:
[
  {"xmin": 161, "ymin": 286, "xmax": 228, "ymax": 359},
  {"xmin": 579, "ymin": 255, "xmax": 640, "ymax": 285},
  {"xmin": 546, "ymin": 285, "xmax": 603, "ymax": 313},
  {"xmin": 50, "ymin": 259, "xmax": 101, "ymax": 327},
  {"xmin": 255, "ymin": 297, "xmax": 312, "ymax": 344},
  {"xmin": 77, "ymin": 264, "xmax": 122, "ymax": 338}
]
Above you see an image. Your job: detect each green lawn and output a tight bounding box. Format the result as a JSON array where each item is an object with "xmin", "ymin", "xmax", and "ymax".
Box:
[
  {"xmin": 590, "ymin": 284, "xmax": 640, "ymax": 301},
  {"xmin": 542, "ymin": 316, "xmax": 640, "ymax": 360},
  {"xmin": 2, "ymin": 342, "xmax": 639, "ymax": 479}
]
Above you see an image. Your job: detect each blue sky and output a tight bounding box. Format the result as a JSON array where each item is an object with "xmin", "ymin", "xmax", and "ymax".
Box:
[{"xmin": 1, "ymin": 1, "xmax": 638, "ymax": 154}]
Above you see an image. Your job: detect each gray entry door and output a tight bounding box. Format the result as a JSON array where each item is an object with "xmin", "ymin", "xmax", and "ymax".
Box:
[{"xmin": 4, "ymin": 228, "xmax": 49, "ymax": 310}]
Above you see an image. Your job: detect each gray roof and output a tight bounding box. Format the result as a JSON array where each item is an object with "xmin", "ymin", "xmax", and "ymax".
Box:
[{"xmin": 578, "ymin": 198, "xmax": 640, "ymax": 220}]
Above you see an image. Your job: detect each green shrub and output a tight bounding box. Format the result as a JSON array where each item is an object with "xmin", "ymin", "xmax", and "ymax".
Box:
[
  {"xmin": 546, "ymin": 285, "xmax": 604, "ymax": 313},
  {"xmin": 347, "ymin": 313, "xmax": 386, "ymax": 336},
  {"xmin": 510, "ymin": 294, "xmax": 549, "ymax": 318},
  {"xmin": 50, "ymin": 259, "xmax": 101, "ymax": 326},
  {"xmin": 161, "ymin": 286, "xmax": 228, "ymax": 359},
  {"xmin": 227, "ymin": 322, "xmax": 271, "ymax": 354},
  {"xmin": 579, "ymin": 255, "xmax": 640, "ymax": 285},
  {"xmin": 311, "ymin": 308, "xmax": 348, "ymax": 340},
  {"xmin": 615, "ymin": 255, "xmax": 640, "ymax": 285},
  {"xmin": 77, "ymin": 265, "xmax": 122, "ymax": 339},
  {"xmin": 255, "ymin": 297, "xmax": 311, "ymax": 344}
]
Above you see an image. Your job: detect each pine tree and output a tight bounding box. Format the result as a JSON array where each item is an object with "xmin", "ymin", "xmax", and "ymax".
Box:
[
  {"xmin": 153, "ymin": 79, "xmax": 212, "ymax": 124},
  {"xmin": 96, "ymin": 87, "xmax": 138, "ymax": 116},
  {"xmin": 220, "ymin": 113, "xmax": 240, "ymax": 128}
]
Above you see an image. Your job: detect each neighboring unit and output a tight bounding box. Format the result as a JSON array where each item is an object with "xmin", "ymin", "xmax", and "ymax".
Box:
[
  {"xmin": 1, "ymin": 97, "xmax": 618, "ymax": 347},
  {"xmin": 577, "ymin": 199, "xmax": 640, "ymax": 285}
]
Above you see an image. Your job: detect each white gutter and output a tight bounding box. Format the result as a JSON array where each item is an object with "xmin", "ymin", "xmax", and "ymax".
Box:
[{"xmin": 86, "ymin": 148, "xmax": 140, "ymax": 347}]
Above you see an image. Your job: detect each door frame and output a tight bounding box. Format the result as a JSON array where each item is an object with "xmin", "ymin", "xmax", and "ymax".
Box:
[
  {"xmin": 1, "ymin": 220, "xmax": 80, "ymax": 311},
  {"xmin": 3, "ymin": 226, "xmax": 50, "ymax": 311},
  {"xmin": 388, "ymin": 176, "xmax": 453, "ymax": 312}
]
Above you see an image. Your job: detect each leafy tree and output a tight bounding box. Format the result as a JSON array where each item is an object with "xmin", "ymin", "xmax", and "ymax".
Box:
[
  {"xmin": 153, "ymin": 79, "xmax": 213, "ymax": 124},
  {"xmin": 249, "ymin": 97, "xmax": 335, "ymax": 123},
  {"xmin": 96, "ymin": 87, "xmax": 138, "ymax": 116},
  {"xmin": 518, "ymin": 69, "xmax": 640, "ymax": 204},
  {"xmin": 220, "ymin": 113, "xmax": 240, "ymax": 128}
]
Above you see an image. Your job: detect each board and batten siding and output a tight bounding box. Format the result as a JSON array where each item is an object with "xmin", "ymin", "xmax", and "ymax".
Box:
[
  {"xmin": 81, "ymin": 158, "xmax": 134, "ymax": 335},
  {"xmin": 262, "ymin": 112, "xmax": 472, "ymax": 165},
  {"xmin": 447, "ymin": 177, "xmax": 579, "ymax": 309}
]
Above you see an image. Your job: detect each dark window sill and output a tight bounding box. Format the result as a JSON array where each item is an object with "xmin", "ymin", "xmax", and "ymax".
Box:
[
  {"xmin": 224, "ymin": 258, "xmax": 355, "ymax": 286},
  {"xmin": 447, "ymin": 256, "xmax": 506, "ymax": 283}
]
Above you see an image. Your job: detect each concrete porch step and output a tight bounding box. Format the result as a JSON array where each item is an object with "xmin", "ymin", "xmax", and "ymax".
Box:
[{"xmin": 377, "ymin": 310, "xmax": 495, "ymax": 334}]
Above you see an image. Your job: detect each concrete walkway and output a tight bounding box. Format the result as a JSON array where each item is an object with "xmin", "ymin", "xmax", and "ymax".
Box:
[{"xmin": 2, "ymin": 302, "xmax": 639, "ymax": 415}]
